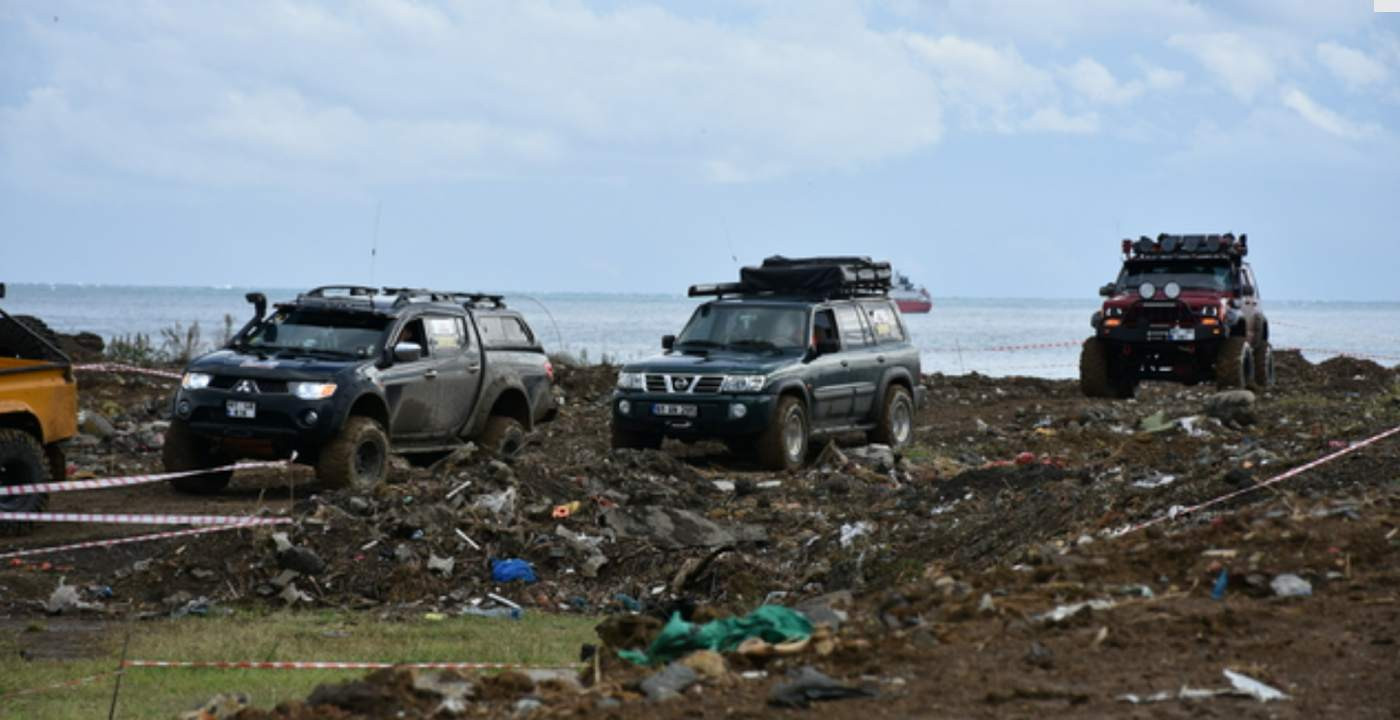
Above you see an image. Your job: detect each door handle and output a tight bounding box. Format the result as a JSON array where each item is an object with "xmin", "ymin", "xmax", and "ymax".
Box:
[
  {"xmin": 877, "ymin": 355, "xmax": 886, "ymax": 364},
  {"xmin": 424, "ymin": 369, "xmax": 439, "ymax": 379},
  {"xmin": 840, "ymin": 360, "xmax": 849, "ymax": 368},
  {"xmin": 466, "ymin": 365, "xmax": 480, "ymax": 374}
]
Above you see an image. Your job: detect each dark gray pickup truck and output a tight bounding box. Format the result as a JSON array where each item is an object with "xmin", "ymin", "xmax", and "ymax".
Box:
[{"xmin": 165, "ymin": 286, "xmax": 556, "ymax": 492}]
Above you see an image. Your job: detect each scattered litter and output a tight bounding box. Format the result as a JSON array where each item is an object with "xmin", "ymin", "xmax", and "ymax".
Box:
[
  {"xmin": 1270, "ymin": 573, "xmax": 1312, "ymax": 598},
  {"xmin": 839, "ymin": 522, "xmax": 874, "ymax": 548},
  {"xmin": 768, "ymin": 666, "xmax": 876, "ymax": 708},
  {"xmin": 491, "ymin": 559, "xmax": 537, "ymax": 584},
  {"xmin": 1034, "ymin": 599, "xmax": 1116, "ymax": 624}
]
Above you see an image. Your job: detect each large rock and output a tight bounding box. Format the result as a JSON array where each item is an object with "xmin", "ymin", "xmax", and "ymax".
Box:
[{"xmin": 1204, "ymin": 390, "xmax": 1257, "ymax": 426}]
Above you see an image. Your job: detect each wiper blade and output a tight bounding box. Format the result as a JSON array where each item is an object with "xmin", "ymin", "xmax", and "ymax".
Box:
[
  {"xmin": 676, "ymin": 339, "xmax": 721, "ymax": 347},
  {"xmin": 260, "ymin": 346, "xmax": 356, "ymax": 358},
  {"xmin": 726, "ymin": 339, "xmax": 780, "ymax": 351}
]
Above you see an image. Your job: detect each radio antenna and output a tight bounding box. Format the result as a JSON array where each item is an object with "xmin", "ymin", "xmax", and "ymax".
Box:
[{"xmin": 369, "ymin": 201, "xmax": 382, "ymax": 285}]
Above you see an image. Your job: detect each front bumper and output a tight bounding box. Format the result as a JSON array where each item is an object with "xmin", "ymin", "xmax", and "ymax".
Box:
[
  {"xmin": 610, "ymin": 391, "xmax": 776, "ymax": 438},
  {"xmin": 174, "ymin": 387, "xmax": 340, "ymax": 445},
  {"xmin": 1099, "ymin": 323, "xmax": 1225, "ymax": 344}
]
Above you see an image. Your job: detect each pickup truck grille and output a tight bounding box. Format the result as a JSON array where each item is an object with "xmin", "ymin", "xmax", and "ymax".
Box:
[
  {"xmin": 644, "ymin": 374, "xmax": 725, "ymax": 394},
  {"xmin": 1130, "ymin": 302, "xmax": 1192, "ymax": 326},
  {"xmin": 210, "ymin": 376, "xmax": 290, "ymax": 394}
]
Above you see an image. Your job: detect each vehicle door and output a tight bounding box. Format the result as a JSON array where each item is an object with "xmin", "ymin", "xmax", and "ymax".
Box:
[
  {"xmin": 380, "ymin": 316, "xmax": 439, "ymax": 440},
  {"xmin": 1241, "ymin": 264, "xmax": 1262, "ymax": 341},
  {"xmin": 423, "ymin": 314, "xmax": 482, "ymax": 435},
  {"xmin": 836, "ymin": 303, "xmax": 880, "ymax": 418},
  {"xmin": 807, "ymin": 307, "xmax": 854, "ymax": 425},
  {"xmin": 858, "ymin": 300, "xmax": 911, "ymax": 417}
]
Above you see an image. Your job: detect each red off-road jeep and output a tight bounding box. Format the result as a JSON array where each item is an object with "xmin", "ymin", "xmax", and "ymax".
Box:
[{"xmin": 1081, "ymin": 233, "xmax": 1274, "ymax": 398}]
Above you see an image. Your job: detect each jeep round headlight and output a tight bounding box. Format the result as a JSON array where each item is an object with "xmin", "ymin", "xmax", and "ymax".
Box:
[
  {"xmin": 181, "ymin": 372, "xmax": 212, "ymax": 390},
  {"xmin": 1138, "ymin": 282, "xmax": 1156, "ymax": 299},
  {"xmin": 290, "ymin": 381, "xmax": 337, "ymax": 400},
  {"xmin": 616, "ymin": 371, "xmax": 645, "ymax": 391},
  {"xmin": 1163, "ymin": 282, "xmax": 1182, "ymax": 300},
  {"xmin": 720, "ymin": 375, "xmax": 766, "ymax": 393}
]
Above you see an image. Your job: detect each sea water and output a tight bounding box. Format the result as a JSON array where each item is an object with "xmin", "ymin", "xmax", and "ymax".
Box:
[{"xmin": 4, "ymin": 284, "xmax": 1397, "ymax": 379}]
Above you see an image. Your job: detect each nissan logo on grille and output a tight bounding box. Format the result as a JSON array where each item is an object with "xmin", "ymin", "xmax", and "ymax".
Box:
[
  {"xmin": 671, "ymin": 376, "xmax": 692, "ymax": 392},
  {"xmin": 233, "ymin": 379, "xmax": 259, "ymax": 394}
]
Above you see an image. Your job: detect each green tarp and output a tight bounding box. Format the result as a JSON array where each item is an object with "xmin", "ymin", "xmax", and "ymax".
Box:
[{"xmin": 618, "ymin": 605, "xmax": 813, "ymax": 666}]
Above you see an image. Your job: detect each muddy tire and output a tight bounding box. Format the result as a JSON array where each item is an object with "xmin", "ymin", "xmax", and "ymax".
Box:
[
  {"xmin": 0, "ymin": 429, "xmax": 50, "ymax": 535},
  {"xmin": 0, "ymin": 314, "xmax": 62, "ymax": 360},
  {"xmin": 480, "ymin": 415, "xmax": 527, "ymax": 458},
  {"xmin": 1215, "ymin": 337, "xmax": 1254, "ymax": 389},
  {"xmin": 163, "ymin": 420, "xmax": 233, "ymax": 494},
  {"xmin": 316, "ymin": 417, "xmax": 389, "ymax": 492},
  {"xmin": 1079, "ymin": 338, "xmax": 1113, "ymax": 398},
  {"xmin": 756, "ymin": 395, "xmax": 808, "ymax": 472},
  {"xmin": 1253, "ymin": 343, "xmax": 1275, "ymax": 389},
  {"xmin": 867, "ymin": 384, "xmax": 914, "ymax": 449},
  {"xmin": 610, "ymin": 424, "xmax": 662, "ymax": 451}
]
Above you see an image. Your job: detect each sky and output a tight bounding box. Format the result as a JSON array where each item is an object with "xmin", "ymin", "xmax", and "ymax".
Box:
[{"xmin": 2, "ymin": 1, "xmax": 1398, "ymax": 300}]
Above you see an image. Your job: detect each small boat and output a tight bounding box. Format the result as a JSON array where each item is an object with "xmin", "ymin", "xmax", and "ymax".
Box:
[{"xmin": 891, "ymin": 272, "xmax": 932, "ymax": 314}]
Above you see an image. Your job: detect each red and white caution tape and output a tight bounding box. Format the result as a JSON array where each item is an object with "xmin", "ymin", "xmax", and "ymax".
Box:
[
  {"xmin": 73, "ymin": 362, "xmax": 183, "ymax": 380},
  {"xmin": 0, "ymin": 458, "xmax": 291, "ymax": 496},
  {"xmin": 0, "ymin": 671, "xmax": 120, "ymax": 702},
  {"xmin": 122, "ymin": 659, "xmax": 582, "ymax": 671},
  {"xmin": 0, "ymin": 511, "xmax": 291, "ymax": 526},
  {"xmin": 926, "ymin": 340, "xmax": 1082, "ymax": 354},
  {"xmin": 1114, "ymin": 424, "xmax": 1400, "ymax": 537},
  {"xmin": 0, "ymin": 523, "xmax": 268, "ymax": 561}
]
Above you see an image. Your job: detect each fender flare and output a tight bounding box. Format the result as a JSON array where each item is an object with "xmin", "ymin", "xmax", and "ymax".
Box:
[
  {"xmin": 341, "ymin": 390, "xmax": 390, "ymax": 430},
  {"xmin": 873, "ymin": 367, "xmax": 915, "ymax": 417},
  {"xmin": 767, "ymin": 378, "xmax": 812, "ymax": 421},
  {"xmin": 464, "ymin": 376, "xmax": 533, "ymax": 437}
]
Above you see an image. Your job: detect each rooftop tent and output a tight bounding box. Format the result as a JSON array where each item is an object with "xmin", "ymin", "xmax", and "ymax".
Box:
[{"xmin": 737, "ymin": 256, "xmax": 893, "ymax": 297}]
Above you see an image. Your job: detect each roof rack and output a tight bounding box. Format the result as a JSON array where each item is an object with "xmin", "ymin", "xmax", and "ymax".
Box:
[
  {"xmin": 1122, "ymin": 233, "xmax": 1248, "ymax": 259},
  {"xmin": 689, "ymin": 255, "xmax": 892, "ymax": 299}
]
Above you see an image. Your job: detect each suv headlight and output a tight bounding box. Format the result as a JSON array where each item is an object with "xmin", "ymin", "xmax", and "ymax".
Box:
[
  {"xmin": 720, "ymin": 374, "xmax": 766, "ymax": 393},
  {"xmin": 290, "ymin": 381, "xmax": 337, "ymax": 400},
  {"xmin": 617, "ymin": 371, "xmax": 645, "ymax": 391},
  {"xmin": 181, "ymin": 372, "xmax": 212, "ymax": 390}
]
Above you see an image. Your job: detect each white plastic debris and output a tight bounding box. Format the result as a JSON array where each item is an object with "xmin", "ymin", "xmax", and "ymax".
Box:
[
  {"xmin": 1224, "ymin": 670, "xmax": 1289, "ymax": 702},
  {"xmin": 1270, "ymin": 573, "xmax": 1313, "ymax": 598},
  {"xmin": 839, "ymin": 521, "xmax": 874, "ymax": 548},
  {"xmin": 1034, "ymin": 599, "xmax": 1116, "ymax": 624}
]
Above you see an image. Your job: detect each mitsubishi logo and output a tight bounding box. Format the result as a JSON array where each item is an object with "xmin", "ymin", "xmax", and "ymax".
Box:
[
  {"xmin": 233, "ymin": 379, "xmax": 259, "ymax": 394},
  {"xmin": 671, "ymin": 376, "xmax": 692, "ymax": 392}
]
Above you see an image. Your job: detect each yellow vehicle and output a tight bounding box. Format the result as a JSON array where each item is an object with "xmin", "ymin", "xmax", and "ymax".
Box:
[{"xmin": 0, "ymin": 284, "xmax": 77, "ymax": 535}]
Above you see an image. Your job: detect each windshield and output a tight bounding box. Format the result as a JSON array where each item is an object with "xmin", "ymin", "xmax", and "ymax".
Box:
[
  {"xmin": 676, "ymin": 304, "xmax": 810, "ymax": 351},
  {"xmin": 242, "ymin": 309, "xmax": 389, "ymax": 357},
  {"xmin": 1119, "ymin": 261, "xmax": 1233, "ymax": 293}
]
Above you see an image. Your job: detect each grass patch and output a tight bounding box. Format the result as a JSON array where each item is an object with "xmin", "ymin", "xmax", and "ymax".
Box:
[{"xmin": 0, "ymin": 610, "xmax": 596, "ymax": 720}]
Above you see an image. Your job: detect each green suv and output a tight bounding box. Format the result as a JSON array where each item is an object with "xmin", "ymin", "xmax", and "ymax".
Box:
[{"xmin": 610, "ymin": 256, "xmax": 926, "ymax": 470}]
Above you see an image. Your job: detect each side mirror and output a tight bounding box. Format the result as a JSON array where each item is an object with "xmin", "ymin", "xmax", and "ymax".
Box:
[
  {"xmin": 0, "ymin": 283, "xmax": 6, "ymax": 299},
  {"xmin": 662, "ymin": 334, "xmax": 675, "ymax": 351},
  {"xmin": 1098, "ymin": 283, "xmax": 1115, "ymax": 297},
  {"xmin": 393, "ymin": 342, "xmax": 423, "ymax": 363}
]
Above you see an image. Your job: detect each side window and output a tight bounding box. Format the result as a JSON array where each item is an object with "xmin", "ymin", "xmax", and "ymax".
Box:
[
  {"xmin": 813, "ymin": 309, "xmax": 836, "ymax": 348},
  {"xmin": 1245, "ymin": 267, "xmax": 1260, "ymax": 298},
  {"xmin": 425, "ymin": 316, "xmax": 463, "ymax": 355},
  {"xmin": 457, "ymin": 317, "xmax": 473, "ymax": 349},
  {"xmin": 476, "ymin": 316, "xmax": 500, "ymax": 346},
  {"xmin": 833, "ymin": 305, "xmax": 870, "ymax": 349},
  {"xmin": 862, "ymin": 302, "xmax": 906, "ymax": 344},
  {"xmin": 394, "ymin": 319, "xmax": 428, "ymax": 357},
  {"xmin": 503, "ymin": 317, "xmax": 535, "ymax": 345}
]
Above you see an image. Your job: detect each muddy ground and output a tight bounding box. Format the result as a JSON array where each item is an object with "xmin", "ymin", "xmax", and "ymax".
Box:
[{"xmin": 3, "ymin": 350, "xmax": 1398, "ymax": 717}]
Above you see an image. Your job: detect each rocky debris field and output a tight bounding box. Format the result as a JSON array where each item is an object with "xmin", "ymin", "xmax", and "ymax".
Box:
[{"xmin": 3, "ymin": 350, "xmax": 1398, "ymax": 717}]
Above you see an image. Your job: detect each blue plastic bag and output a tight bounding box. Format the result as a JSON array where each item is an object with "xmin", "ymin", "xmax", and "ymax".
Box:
[{"xmin": 491, "ymin": 558, "xmax": 537, "ymax": 584}]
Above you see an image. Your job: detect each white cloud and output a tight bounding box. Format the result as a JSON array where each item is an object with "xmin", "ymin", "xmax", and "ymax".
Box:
[
  {"xmin": 1023, "ymin": 107, "xmax": 1100, "ymax": 134},
  {"xmin": 1281, "ymin": 87, "xmax": 1380, "ymax": 140},
  {"xmin": 1169, "ymin": 32, "xmax": 1277, "ymax": 101},
  {"xmin": 902, "ymin": 34, "xmax": 1054, "ymax": 131},
  {"xmin": 1140, "ymin": 63, "xmax": 1187, "ymax": 91},
  {"xmin": 0, "ymin": 2, "xmax": 948, "ymax": 188},
  {"xmin": 1316, "ymin": 42, "xmax": 1390, "ymax": 91},
  {"xmin": 1062, "ymin": 58, "xmax": 1142, "ymax": 105}
]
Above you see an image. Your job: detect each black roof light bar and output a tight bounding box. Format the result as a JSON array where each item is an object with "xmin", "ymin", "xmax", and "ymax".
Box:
[{"xmin": 1121, "ymin": 233, "xmax": 1248, "ymax": 260}]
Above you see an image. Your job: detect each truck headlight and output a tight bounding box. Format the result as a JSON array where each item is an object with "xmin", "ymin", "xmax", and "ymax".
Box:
[
  {"xmin": 616, "ymin": 372, "xmax": 645, "ymax": 391},
  {"xmin": 720, "ymin": 375, "xmax": 766, "ymax": 393},
  {"xmin": 181, "ymin": 372, "xmax": 212, "ymax": 390},
  {"xmin": 290, "ymin": 382, "xmax": 337, "ymax": 400}
]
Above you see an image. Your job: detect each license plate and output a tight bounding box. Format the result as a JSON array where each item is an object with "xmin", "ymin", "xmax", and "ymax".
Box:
[
  {"xmin": 226, "ymin": 400, "xmax": 257, "ymax": 419},
  {"xmin": 1169, "ymin": 328, "xmax": 1195, "ymax": 341},
  {"xmin": 653, "ymin": 403, "xmax": 697, "ymax": 418}
]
